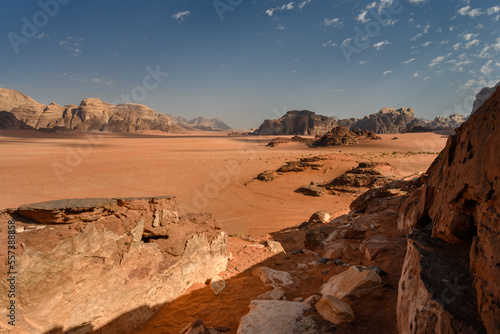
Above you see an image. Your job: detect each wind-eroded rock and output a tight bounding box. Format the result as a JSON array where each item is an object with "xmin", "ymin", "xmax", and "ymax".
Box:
[
  {"xmin": 396, "ymin": 84, "xmax": 500, "ymax": 333},
  {"xmin": 253, "ymin": 110, "xmax": 338, "ymax": 136},
  {"xmin": 0, "ymin": 196, "xmax": 228, "ymax": 333}
]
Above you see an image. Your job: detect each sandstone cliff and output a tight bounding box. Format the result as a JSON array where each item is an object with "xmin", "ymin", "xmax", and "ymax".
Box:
[
  {"xmin": 397, "ymin": 85, "xmax": 499, "ymax": 333},
  {"xmin": 0, "ymin": 196, "xmax": 228, "ymax": 333},
  {"xmin": 0, "ymin": 88, "xmax": 177, "ymax": 133},
  {"xmin": 348, "ymin": 107, "xmax": 420, "ymax": 134},
  {"xmin": 253, "ymin": 110, "xmax": 338, "ymax": 136}
]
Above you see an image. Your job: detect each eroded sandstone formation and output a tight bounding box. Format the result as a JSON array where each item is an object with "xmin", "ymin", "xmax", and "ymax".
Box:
[
  {"xmin": 252, "ymin": 110, "xmax": 338, "ymax": 136},
  {"xmin": 0, "ymin": 196, "xmax": 228, "ymax": 333},
  {"xmin": 311, "ymin": 127, "xmax": 381, "ymax": 147},
  {"xmin": 0, "ymin": 88, "xmax": 178, "ymax": 133},
  {"xmin": 397, "ymin": 85, "xmax": 499, "ymax": 333}
]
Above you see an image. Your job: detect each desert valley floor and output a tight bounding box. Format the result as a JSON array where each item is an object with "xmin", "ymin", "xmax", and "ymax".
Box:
[
  {"xmin": 0, "ymin": 130, "xmax": 450, "ymax": 333},
  {"xmin": 0, "ymin": 130, "xmax": 446, "ymax": 236}
]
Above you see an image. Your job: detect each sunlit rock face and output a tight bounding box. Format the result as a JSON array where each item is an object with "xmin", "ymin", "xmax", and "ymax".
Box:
[
  {"xmin": 0, "ymin": 196, "xmax": 228, "ymax": 333},
  {"xmin": 397, "ymin": 86, "xmax": 500, "ymax": 333}
]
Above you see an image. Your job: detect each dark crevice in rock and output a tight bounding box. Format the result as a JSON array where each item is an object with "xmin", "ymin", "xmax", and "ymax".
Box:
[
  {"xmin": 409, "ymin": 226, "xmax": 487, "ymax": 333},
  {"xmin": 142, "ymin": 235, "xmax": 170, "ymax": 242}
]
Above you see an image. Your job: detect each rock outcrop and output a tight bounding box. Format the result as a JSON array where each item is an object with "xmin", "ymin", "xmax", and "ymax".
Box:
[
  {"xmin": 472, "ymin": 81, "xmax": 500, "ymax": 114},
  {"xmin": 311, "ymin": 127, "xmax": 381, "ymax": 147},
  {"xmin": 348, "ymin": 107, "xmax": 418, "ymax": 134},
  {"xmin": 0, "ymin": 111, "xmax": 32, "ymax": 130},
  {"xmin": 0, "ymin": 88, "xmax": 178, "ymax": 133},
  {"xmin": 0, "ymin": 196, "xmax": 228, "ymax": 333},
  {"xmin": 322, "ymin": 162, "xmax": 397, "ymax": 194},
  {"xmin": 397, "ymin": 85, "xmax": 500, "ymax": 333},
  {"xmin": 253, "ymin": 110, "xmax": 338, "ymax": 136}
]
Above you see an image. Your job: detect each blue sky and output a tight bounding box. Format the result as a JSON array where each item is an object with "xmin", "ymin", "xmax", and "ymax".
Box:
[{"xmin": 0, "ymin": 0, "xmax": 499, "ymax": 129}]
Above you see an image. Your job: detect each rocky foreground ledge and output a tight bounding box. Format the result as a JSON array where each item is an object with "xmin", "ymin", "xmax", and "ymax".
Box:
[{"xmin": 0, "ymin": 196, "xmax": 228, "ymax": 333}]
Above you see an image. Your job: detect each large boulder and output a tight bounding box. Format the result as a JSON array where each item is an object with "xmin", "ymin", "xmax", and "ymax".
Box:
[
  {"xmin": 0, "ymin": 196, "xmax": 228, "ymax": 333},
  {"xmin": 236, "ymin": 300, "xmax": 317, "ymax": 334}
]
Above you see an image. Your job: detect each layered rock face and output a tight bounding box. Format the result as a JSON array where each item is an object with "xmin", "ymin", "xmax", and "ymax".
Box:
[
  {"xmin": 253, "ymin": 110, "xmax": 338, "ymax": 136},
  {"xmin": 349, "ymin": 107, "xmax": 418, "ymax": 134},
  {"xmin": 0, "ymin": 88, "xmax": 176, "ymax": 133},
  {"xmin": 0, "ymin": 196, "xmax": 228, "ymax": 333},
  {"xmin": 397, "ymin": 86, "xmax": 499, "ymax": 333},
  {"xmin": 0, "ymin": 111, "xmax": 33, "ymax": 130}
]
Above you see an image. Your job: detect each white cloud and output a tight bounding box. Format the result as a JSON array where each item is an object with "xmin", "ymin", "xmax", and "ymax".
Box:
[
  {"xmin": 35, "ymin": 33, "xmax": 48, "ymax": 39},
  {"xmin": 410, "ymin": 33, "xmax": 423, "ymax": 41},
  {"xmin": 378, "ymin": 0, "xmax": 393, "ymax": 13},
  {"xmin": 298, "ymin": 0, "xmax": 312, "ymax": 10},
  {"xmin": 266, "ymin": 2, "xmax": 294, "ymax": 16},
  {"xmin": 457, "ymin": 6, "xmax": 483, "ymax": 18},
  {"xmin": 359, "ymin": 60, "xmax": 367, "ymax": 64},
  {"xmin": 487, "ymin": 6, "xmax": 500, "ymax": 15},
  {"xmin": 383, "ymin": 70, "xmax": 393, "ymax": 77},
  {"xmin": 356, "ymin": 11, "xmax": 370, "ymax": 23},
  {"xmin": 384, "ymin": 19, "xmax": 398, "ymax": 26},
  {"xmin": 373, "ymin": 40, "xmax": 391, "ymax": 50},
  {"xmin": 322, "ymin": 40, "xmax": 337, "ymax": 48},
  {"xmin": 449, "ymin": 26, "xmax": 454, "ymax": 31},
  {"xmin": 452, "ymin": 43, "xmax": 461, "ymax": 51},
  {"xmin": 342, "ymin": 37, "xmax": 353, "ymax": 44},
  {"xmin": 423, "ymin": 77, "xmax": 430, "ymax": 81},
  {"xmin": 277, "ymin": 24, "xmax": 285, "ymax": 30},
  {"xmin": 323, "ymin": 18, "xmax": 342, "ymax": 27},
  {"xmin": 408, "ymin": 0, "xmax": 427, "ymax": 4},
  {"xmin": 420, "ymin": 41, "xmax": 432, "ymax": 47},
  {"xmin": 402, "ymin": 58, "xmax": 416, "ymax": 64},
  {"xmin": 91, "ymin": 78, "xmax": 113, "ymax": 85},
  {"xmin": 429, "ymin": 55, "xmax": 447, "ymax": 68},
  {"xmin": 172, "ymin": 11, "xmax": 190, "ymax": 23},
  {"xmin": 476, "ymin": 46, "xmax": 491, "ymax": 58},
  {"xmin": 492, "ymin": 37, "xmax": 500, "ymax": 51},
  {"xmin": 366, "ymin": 2, "xmax": 377, "ymax": 10},
  {"xmin": 413, "ymin": 71, "xmax": 420, "ymax": 77},
  {"xmin": 475, "ymin": 23, "xmax": 485, "ymax": 29},
  {"xmin": 460, "ymin": 33, "xmax": 479, "ymax": 41},
  {"xmin": 480, "ymin": 60, "xmax": 493, "ymax": 79},
  {"xmin": 464, "ymin": 39, "xmax": 480, "ymax": 49}
]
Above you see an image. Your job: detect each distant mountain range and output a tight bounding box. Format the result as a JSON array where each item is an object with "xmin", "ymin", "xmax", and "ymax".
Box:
[
  {"xmin": 167, "ymin": 114, "xmax": 232, "ymax": 131},
  {"xmin": 0, "ymin": 88, "xmax": 232, "ymax": 132},
  {"xmin": 253, "ymin": 107, "xmax": 467, "ymax": 136}
]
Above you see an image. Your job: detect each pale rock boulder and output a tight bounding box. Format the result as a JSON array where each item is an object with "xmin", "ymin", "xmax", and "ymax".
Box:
[
  {"xmin": 320, "ymin": 266, "xmax": 382, "ymax": 299},
  {"xmin": 266, "ymin": 240, "xmax": 286, "ymax": 253},
  {"xmin": 236, "ymin": 300, "xmax": 317, "ymax": 334},
  {"xmin": 252, "ymin": 267, "xmax": 293, "ymax": 287},
  {"xmin": 315, "ymin": 295, "xmax": 355, "ymax": 325},
  {"xmin": 308, "ymin": 211, "xmax": 332, "ymax": 224},
  {"xmin": 254, "ymin": 287, "xmax": 286, "ymax": 301},
  {"xmin": 210, "ymin": 275, "xmax": 226, "ymax": 296}
]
